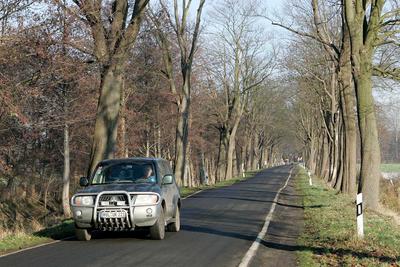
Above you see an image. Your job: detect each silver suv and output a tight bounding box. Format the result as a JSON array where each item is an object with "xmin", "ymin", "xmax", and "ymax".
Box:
[{"xmin": 71, "ymin": 158, "xmax": 181, "ymax": 241}]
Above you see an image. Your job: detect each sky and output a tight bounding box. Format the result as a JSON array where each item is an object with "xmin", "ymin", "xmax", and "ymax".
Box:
[{"xmin": 180, "ymin": 0, "xmax": 285, "ymax": 32}]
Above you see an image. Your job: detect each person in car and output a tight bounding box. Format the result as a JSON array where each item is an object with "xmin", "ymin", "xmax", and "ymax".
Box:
[{"xmin": 140, "ymin": 165, "xmax": 156, "ymax": 183}]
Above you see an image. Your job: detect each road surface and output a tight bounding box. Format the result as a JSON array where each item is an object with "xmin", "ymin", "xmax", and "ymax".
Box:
[{"xmin": 0, "ymin": 165, "xmax": 303, "ymax": 267}]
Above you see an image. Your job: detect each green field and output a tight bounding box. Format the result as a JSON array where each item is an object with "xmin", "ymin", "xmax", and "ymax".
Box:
[
  {"xmin": 296, "ymin": 168, "xmax": 400, "ymax": 266},
  {"xmin": 356, "ymin": 163, "xmax": 400, "ymax": 173},
  {"xmin": 380, "ymin": 164, "xmax": 400, "ymax": 173}
]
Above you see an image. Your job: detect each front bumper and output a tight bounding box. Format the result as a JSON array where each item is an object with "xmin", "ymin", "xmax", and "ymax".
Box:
[{"xmin": 71, "ymin": 191, "xmax": 161, "ymax": 230}]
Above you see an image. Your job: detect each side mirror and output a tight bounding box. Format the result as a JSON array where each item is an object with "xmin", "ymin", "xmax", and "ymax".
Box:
[
  {"xmin": 79, "ymin": 177, "xmax": 89, "ymax": 187},
  {"xmin": 162, "ymin": 175, "xmax": 173, "ymax": 185}
]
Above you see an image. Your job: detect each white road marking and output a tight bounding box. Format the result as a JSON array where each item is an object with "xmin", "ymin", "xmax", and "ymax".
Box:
[
  {"xmin": 0, "ymin": 189, "xmax": 202, "ymax": 259},
  {"xmin": 238, "ymin": 168, "xmax": 294, "ymax": 267},
  {"xmin": 0, "ymin": 236, "xmax": 74, "ymax": 259},
  {"xmin": 0, "ymin": 174, "xmax": 255, "ymax": 259},
  {"xmin": 182, "ymin": 189, "xmax": 204, "ymax": 200}
]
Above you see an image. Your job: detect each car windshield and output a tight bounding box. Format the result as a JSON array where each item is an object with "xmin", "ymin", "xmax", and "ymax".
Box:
[{"xmin": 91, "ymin": 162, "xmax": 156, "ymax": 185}]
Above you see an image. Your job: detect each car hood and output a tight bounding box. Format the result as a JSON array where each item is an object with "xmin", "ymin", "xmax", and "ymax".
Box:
[{"xmin": 77, "ymin": 183, "xmax": 161, "ymax": 194}]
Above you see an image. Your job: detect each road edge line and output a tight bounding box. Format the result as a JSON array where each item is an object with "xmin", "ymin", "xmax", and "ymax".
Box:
[
  {"xmin": 0, "ymin": 170, "xmax": 260, "ymax": 258},
  {"xmin": 182, "ymin": 189, "xmax": 204, "ymax": 200},
  {"xmin": 0, "ymin": 236, "xmax": 74, "ymax": 259},
  {"xmin": 238, "ymin": 167, "xmax": 294, "ymax": 267},
  {"xmin": 1, "ymin": 188, "xmax": 203, "ymax": 259}
]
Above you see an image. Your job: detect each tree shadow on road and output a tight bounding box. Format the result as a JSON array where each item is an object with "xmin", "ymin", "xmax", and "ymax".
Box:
[{"xmin": 181, "ymin": 224, "xmax": 399, "ymax": 265}]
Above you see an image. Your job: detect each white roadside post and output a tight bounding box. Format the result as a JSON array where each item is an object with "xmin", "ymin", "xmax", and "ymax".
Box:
[
  {"xmin": 356, "ymin": 193, "xmax": 364, "ymax": 238},
  {"xmin": 241, "ymin": 163, "xmax": 245, "ymax": 178},
  {"xmin": 308, "ymin": 170, "xmax": 312, "ymax": 186}
]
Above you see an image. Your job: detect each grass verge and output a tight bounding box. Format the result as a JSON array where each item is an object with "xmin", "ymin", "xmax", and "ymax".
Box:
[
  {"xmin": 180, "ymin": 170, "xmax": 259, "ymax": 198},
  {"xmin": 1, "ymin": 170, "xmax": 260, "ymax": 256},
  {"xmin": 0, "ymin": 220, "xmax": 74, "ymax": 256},
  {"xmin": 296, "ymin": 168, "xmax": 400, "ymax": 266}
]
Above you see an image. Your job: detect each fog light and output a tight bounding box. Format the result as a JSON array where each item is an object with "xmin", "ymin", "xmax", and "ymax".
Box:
[
  {"xmin": 146, "ymin": 208, "xmax": 153, "ymax": 214},
  {"xmin": 76, "ymin": 210, "xmax": 82, "ymax": 217}
]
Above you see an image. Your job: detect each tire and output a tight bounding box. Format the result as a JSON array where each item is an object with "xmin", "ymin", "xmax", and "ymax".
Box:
[
  {"xmin": 167, "ymin": 207, "xmax": 180, "ymax": 232},
  {"xmin": 75, "ymin": 228, "xmax": 91, "ymax": 241},
  {"xmin": 150, "ymin": 208, "xmax": 165, "ymax": 240}
]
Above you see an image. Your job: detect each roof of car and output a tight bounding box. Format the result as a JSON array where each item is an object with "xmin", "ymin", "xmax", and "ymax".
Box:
[{"xmin": 99, "ymin": 157, "xmax": 166, "ymax": 165}]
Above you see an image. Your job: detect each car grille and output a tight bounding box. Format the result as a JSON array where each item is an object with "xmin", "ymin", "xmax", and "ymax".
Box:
[
  {"xmin": 98, "ymin": 216, "xmax": 131, "ymax": 231},
  {"xmin": 98, "ymin": 194, "xmax": 128, "ymax": 206}
]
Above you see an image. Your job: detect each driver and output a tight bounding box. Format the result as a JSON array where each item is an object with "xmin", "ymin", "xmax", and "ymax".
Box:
[{"xmin": 141, "ymin": 165, "xmax": 156, "ymax": 182}]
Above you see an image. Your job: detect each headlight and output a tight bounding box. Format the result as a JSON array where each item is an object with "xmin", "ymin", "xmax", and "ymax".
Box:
[
  {"xmin": 74, "ymin": 196, "xmax": 95, "ymax": 206},
  {"xmin": 135, "ymin": 194, "xmax": 159, "ymax": 205}
]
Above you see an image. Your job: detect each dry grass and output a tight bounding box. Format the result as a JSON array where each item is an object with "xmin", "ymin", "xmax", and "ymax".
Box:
[
  {"xmin": 297, "ymin": 168, "xmax": 400, "ymax": 267},
  {"xmin": 380, "ymin": 179, "xmax": 400, "ymax": 214},
  {"xmin": 0, "ymin": 220, "xmax": 74, "ymax": 255},
  {"xmin": 0, "ymin": 197, "xmax": 73, "ymax": 255}
]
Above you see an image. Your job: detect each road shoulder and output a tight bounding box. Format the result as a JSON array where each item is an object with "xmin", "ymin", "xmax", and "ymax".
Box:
[{"xmin": 250, "ymin": 168, "xmax": 304, "ymax": 267}]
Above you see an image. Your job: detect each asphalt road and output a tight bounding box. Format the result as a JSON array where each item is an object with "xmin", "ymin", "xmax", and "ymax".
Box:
[{"xmin": 0, "ymin": 165, "xmax": 298, "ymax": 267}]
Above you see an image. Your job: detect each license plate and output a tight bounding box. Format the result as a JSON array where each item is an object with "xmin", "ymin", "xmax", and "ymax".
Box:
[{"xmin": 99, "ymin": 210, "xmax": 126, "ymax": 219}]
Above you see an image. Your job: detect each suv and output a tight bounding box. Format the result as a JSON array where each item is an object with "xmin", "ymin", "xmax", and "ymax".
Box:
[{"xmin": 70, "ymin": 158, "xmax": 181, "ymax": 241}]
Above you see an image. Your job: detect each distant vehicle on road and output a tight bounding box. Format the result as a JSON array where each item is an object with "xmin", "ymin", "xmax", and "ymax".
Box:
[{"xmin": 70, "ymin": 158, "xmax": 181, "ymax": 241}]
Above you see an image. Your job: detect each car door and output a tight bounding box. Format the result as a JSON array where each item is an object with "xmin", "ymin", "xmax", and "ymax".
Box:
[
  {"xmin": 164, "ymin": 161, "xmax": 178, "ymax": 216},
  {"xmin": 158, "ymin": 161, "xmax": 171, "ymax": 218},
  {"xmin": 160, "ymin": 161, "xmax": 175, "ymax": 219}
]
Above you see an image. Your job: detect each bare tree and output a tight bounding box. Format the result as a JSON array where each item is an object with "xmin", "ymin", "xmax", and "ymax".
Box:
[
  {"xmin": 343, "ymin": 0, "xmax": 386, "ymax": 209},
  {"xmin": 149, "ymin": 0, "xmax": 206, "ymax": 185},
  {"xmin": 209, "ymin": 0, "xmax": 275, "ymax": 180},
  {"xmin": 71, "ymin": 0, "xmax": 150, "ymax": 175},
  {"xmin": 268, "ymin": 0, "xmax": 358, "ymax": 195},
  {"xmin": 0, "ymin": 0, "xmax": 36, "ymax": 35}
]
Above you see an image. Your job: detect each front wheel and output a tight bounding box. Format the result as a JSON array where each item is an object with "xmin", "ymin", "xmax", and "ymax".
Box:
[
  {"xmin": 149, "ymin": 208, "xmax": 165, "ymax": 240},
  {"xmin": 75, "ymin": 228, "xmax": 91, "ymax": 241},
  {"xmin": 167, "ymin": 207, "xmax": 180, "ymax": 232}
]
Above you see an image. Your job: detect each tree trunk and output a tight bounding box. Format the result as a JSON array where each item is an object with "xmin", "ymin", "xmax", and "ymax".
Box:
[
  {"xmin": 119, "ymin": 82, "xmax": 128, "ymax": 158},
  {"xmin": 235, "ymin": 143, "xmax": 242, "ymax": 175},
  {"xmin": 344, "ymin": 0, "xmax": 383, "ymax": 211},
  {"xmin": 334, "ymin": 121, "xmax": 344, "ymax": 191},
  {"xmin": 338, "ymin": 27, "xmax": 357, "ymax": 195},
  {"xmin": 340, "ymin": 60, "xmax": 357, "ymax": 195},
  {"xmin": 199, "ymin": 152, "xmax": 207, "ymax": 185},
  {"xmin": 319, "ymin": 134, "xmax": 330, "ymax": 180},
  {"xmin": 245, "ymin": 132, "xmax": 252, "ymax": 170},
  {"xmin": 157, "ymin": 126, "xmax": 161, "ymax": 158},
  {"xmin": 183, "ymin": 142, "xmax": 192, "ymax": 187},
  {"xmin": 120, "ymin": 113, "xmax": 128, "ymax": 157},
  {"xmin": 174, "ymin": 75, "xmax": 190, "ymax": 185},
  {"xmin": 355, "ymin": 58, "xmax": 381, "ymax": 209},
  {"xmin": 263, "ymin": 147, "xmax": 269, "ymax": 168},
  {"xmin": 87, "ymin": 68, "xmax": 123, "ymax": 176},
  {"xmin": 62, "ymin": 123, "xmax": 72, "ymax": 218},
  {"xmin": 225, "ymin": 116, "xmax": 241, "ymax": 180},
  {"xmin": 307, "ymin": 136, "xmax": 317, "ymax": 173},
  {"xmin": 2, "ymin": 175, "xmax": 15, "ymax": 201},
  {"xmin": 216, "ymin": 128, "xmax": 227, "ymax": 181},
  {"xmin": 252, "ymin": 133, "xmax": 259, "ymax": 170}
]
